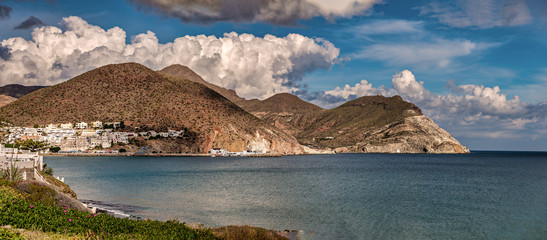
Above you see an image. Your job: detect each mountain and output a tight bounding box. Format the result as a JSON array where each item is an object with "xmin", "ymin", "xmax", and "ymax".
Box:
[
  {"xmin": 239, "ymin": 93, "xmax": 324, "ymax": 136},
  {"xmin": 296, "ymin": 95, "xmax": 468, "ymax": 153},
  {"xmin": 0, "ymin": 84, "xmax": 45, "ymax": 98},
  {"xmin": 159, "ymin": 65, "xmax": 324, "ymax": 136},
  {"xmin": 159, "ymin": 64, "xmax": 247, "ymax": 106},
  {"xmin": 159, "ymin": 64, "xmax": 468, "ymax": 153},
  {"xmin": 0, "ymin": 95, "xmax": 17, "ymax": 108},
  {"xmin": 0, "ymin": 63, "xmax": 303, "ymax": 154}
]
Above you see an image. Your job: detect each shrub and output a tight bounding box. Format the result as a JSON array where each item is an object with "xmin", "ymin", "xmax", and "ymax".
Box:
[
  {"xmin": 43, "ymin": 167, "xmax": 54, "ymax": 176},
  {"xmin": 0, "ymin": 228, "xmax": 24, "ymax": 240},
  {"xmin": 119, "ymin": 148, "xmax": 126, "ymax": 153},
  {"xmin": 49, "ymin": 147, "xmax": 61, "ymax": 153}
]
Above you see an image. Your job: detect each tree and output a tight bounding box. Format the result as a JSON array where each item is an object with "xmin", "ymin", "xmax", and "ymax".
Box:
[
  {"xmin": 17, "ymin": 139, "xmax": 47, "ymax": 152},
  {"xmin": 33, "ymin": 124, "xmax": 39, "ymax": 128},
  {"xmin": 119, "ymin": 148, "xmax": 127, "ymax": 153},
  {"xmin": 43, "ymin": 167, "xmax": 54, "ymax": 175},
  {"xmin": 49, "ymin": 146, "xmax": 61, "ymax": 153}
]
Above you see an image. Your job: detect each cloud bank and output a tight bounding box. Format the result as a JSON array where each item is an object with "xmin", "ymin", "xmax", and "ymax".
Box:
[
  {"xmin": 307, "ymin": 70, "xmax": 546, "ymax": 142},
  {"xmin": 129, "ymin": 0, "xmax": 381, "ymax": 25},
  {"xmin": 418, "ymin": 0, "xmax": 532, "ymax": 28},
  {"xmin": 0, "ymin": 16, "xmax": 339, "ymax": 99}
]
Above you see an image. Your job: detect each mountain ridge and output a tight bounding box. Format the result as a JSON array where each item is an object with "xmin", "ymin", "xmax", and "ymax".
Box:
[{"xmin": 0, "ymin": 63, "xmax": 304, "ymax": 154}]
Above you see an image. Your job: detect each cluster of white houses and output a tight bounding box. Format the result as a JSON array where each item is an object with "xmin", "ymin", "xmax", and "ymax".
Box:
[{"xmin": 3, "ymin": 121, "xmax": 185, "ymax": 152}]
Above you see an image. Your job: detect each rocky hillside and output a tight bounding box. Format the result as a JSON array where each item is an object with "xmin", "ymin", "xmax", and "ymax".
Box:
[
  {"xmin": 159, "ymin": 64, "xmax": 247, "ymax": 106},
  {"xmin": 239, "ymin": 93, "xmax": 324, "ymax": 136},
  {"xmin": 296, "ymin": 95, "xmax": 468, "ymax": 153},
  {"xmin": 160, "ymin": 64, "xmax": 468, "ymax": 154},
  {"xmin": 0, "ymin": 94, "xmax": 16, "ymax": 107},
  {"xmin": 0, "ymin": 63, "xmax": 303, "ymax": 154}
]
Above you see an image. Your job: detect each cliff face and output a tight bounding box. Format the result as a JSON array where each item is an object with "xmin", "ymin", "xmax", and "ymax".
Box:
[
  {"xmin": 333, "ymin": 115, "xmax": 469, "ymax": 153},
  {"xmin": 296, "ymin": 95, "xmax": 468, "ymax": 154},
  {"xmin": 0, "ymin": 63, "xmax": 303, "ymax": 154}
]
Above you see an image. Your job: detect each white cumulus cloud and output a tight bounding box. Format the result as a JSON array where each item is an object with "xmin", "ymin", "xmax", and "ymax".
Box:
[
  {"xmin": 0, "ymin": 16, "xmax": 340, "ymax": 99},
  {"xmin": 324, "ymin": 79, "xmax": 378, "ymax": 99}
]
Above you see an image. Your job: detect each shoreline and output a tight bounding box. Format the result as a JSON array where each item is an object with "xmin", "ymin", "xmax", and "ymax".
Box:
[{"xmin": 42, "ymin": 152, "xmax": 285, "ymax": 157}]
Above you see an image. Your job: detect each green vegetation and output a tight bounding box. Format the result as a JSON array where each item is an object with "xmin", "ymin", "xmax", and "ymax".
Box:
[
  {"xmin": 42, "ymin": 167, "xmax": 54, "ymax": 176},
  {"xmin": 0, "ymin": 227, "xmax": 24, "ymax": 240},
  {"xmin": 49, "ymin": 146, "xmax": 61, "ymax": 153},
  {"xmin": 0, "ymin": 163, "xmax": 22, "ymax": 182},
  {"xmin": 0, "ymin": 180, "xmax": 217, "ymax": 239},
  {"xmin": 4, "ymin": 143, "xmax": 19, "ymax": 148},
  {"xmin": 16, "ymin": 139, "xmax": 47, "ymax": 152},
  {"xmin": 119, "ymin": 148, "xmax": 126, "ymax": 153}
]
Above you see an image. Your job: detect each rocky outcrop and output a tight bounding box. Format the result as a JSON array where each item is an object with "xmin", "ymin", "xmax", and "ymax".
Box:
[{"xmin": 334, "ymin": 115, "xmax": 469, "ymax": 154}]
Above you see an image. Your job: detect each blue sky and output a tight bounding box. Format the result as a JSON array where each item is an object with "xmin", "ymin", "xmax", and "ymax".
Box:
[{"xmin": 1, "ymin": 0, "xmax": 546, "ymax": 151}]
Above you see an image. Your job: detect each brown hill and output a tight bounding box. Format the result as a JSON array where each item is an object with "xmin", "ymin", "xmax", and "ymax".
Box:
[
  {"xmin": 0, "ymin": 95, "xmax": 17, "ymax": 108},
  {"xmin": 297, "ymin": 95, "xmax": 467, "ymax": 153},
  {"xmin": 159, "ymin": 65, "xmax": 324, "ymax": 136},
  {"xmin": 0, "ymin": 84, "xmax": 45, "ymax": 98},
  {"xmin": 159, "ymin": 64, "xmax": 247, "ymax": 106},
  {"xmin": 158, "ymin": 64, "xmax": 467, "ymax": 153},
  {"xmin": 0, "ymin": 63, "xmax": 303, "ymax": 154},
  {"xmin": 242, "ymin": 93, "xmax": 323, "ymax": 114},
  {"xmin": 240, "ymin": 93, "xmax": 324, "ymax": 136}
]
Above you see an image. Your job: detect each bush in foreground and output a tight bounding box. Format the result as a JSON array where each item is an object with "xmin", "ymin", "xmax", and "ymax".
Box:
[{"xmin": 0, "ymin": 182, "xmax": 217, "ymax": 240}]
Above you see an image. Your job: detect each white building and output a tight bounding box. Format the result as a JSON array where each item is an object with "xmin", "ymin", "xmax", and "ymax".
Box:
[
  {"xmin": 81, "ymin": 130, "xmax": 98, "ymax": 137},
  {"xmin": 43, "ymin": 128, "xmax": 76, "ymax": 145},
  {"xmin": 60, "ymin": 123, "xmax": 73, "ymax": 129},
  {"xmin": 209, "ymin": 148, "xmax": 227, "ymax": 155},
  {"xmin": 91, "ymin": 121, "xmax": 103, "ymax": 129},
  {"xmin": 75, "ymin": 122, "xmax": 88, "ymax": 129}
]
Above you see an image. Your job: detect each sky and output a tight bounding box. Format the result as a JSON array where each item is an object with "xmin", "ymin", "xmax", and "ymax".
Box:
[{"xmin": 0, "ymin": 0, "xmax": 546, "ymax": 151}]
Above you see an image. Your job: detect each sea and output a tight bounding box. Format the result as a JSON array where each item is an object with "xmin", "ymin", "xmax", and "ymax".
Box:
[{"xmin": 44, "ymin": 152, "xmax": 547, "ymax": 240}]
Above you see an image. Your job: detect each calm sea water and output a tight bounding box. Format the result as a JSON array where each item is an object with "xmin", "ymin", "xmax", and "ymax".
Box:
[{"xmin": 45, "ymin": 152, "xmax": 547, "ymax": 239}]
